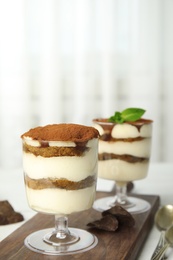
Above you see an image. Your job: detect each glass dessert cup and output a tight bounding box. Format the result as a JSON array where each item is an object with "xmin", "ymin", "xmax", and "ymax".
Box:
[
  {"xmin": 21, "ymin": 132, "xmax": 98, "ymax": 255},
  {"xmin": 24, "ymin": 215, "xmax": 98, "ymax": 255},
  {"xmin": 92, "ymin": 118, "xmax": 153, "ymax": 214}
]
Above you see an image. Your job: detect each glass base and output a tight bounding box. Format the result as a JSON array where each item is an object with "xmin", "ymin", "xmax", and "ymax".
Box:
[
  {"xmin": 24, "ymin": 228, "xmax": 98, "ymax": 255},
  {"xmin": 93, "ymin": 196, "xmax": 151, "ymax": 214},
  {"xmin": 43, "ymin": 229, "xmax": 79, "ymax": 246}
]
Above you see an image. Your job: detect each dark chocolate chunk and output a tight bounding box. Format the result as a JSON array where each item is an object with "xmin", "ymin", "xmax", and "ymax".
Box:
[
  {"xmin": 0, "ymin": 200, "xmax": 24, "ymax": 225},
  {"xmin": 87, "ymin": 215, "xmax": 119, "ymax": 231},
  {"xmin": 127, "ymin": 182, "xmax": 134, "ymax": 192},
  {"xmin": 0, "ymin": 212, "xmax": 8, "ymax": 225},
  {"xmin": 0, "ymin": 200, "xmax": 14, "ymax": 215},
  {"xmin": 102, "ymin": 205, "xmax": 135, "ymax": 227},
  {"xmin": 7, "ymin": 212, "xmax": 24, "ymax": 224}
]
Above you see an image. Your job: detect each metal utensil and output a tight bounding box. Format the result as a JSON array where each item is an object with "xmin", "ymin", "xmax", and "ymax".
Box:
[
  {"xmin": 152, "ymin": 225, "xmax": 173, "ymax": 260},
  {"xmin": 151, "ymin": 205, "xmax": 173, "ymax": 260}
]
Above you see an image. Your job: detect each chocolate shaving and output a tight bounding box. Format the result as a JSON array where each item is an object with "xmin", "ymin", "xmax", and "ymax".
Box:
[
  {"xmin": 0, "ymin": 200, "xmax": 24, "ymax": 225},
  {"xmin": 87, "ymin": 215, "xmax": 119, "ymax": 231},
  {"xmin": 87, "ymin": 205, "xmax": 135, "ymax": 232},
  {"xmin": 102, "ymin": 205, "xmax": 135, "ymax": 227}
]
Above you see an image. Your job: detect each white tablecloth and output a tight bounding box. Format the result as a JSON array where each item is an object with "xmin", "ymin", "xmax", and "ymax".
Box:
[{"xmin": 0, "ymin": 163, "xmax": 173, "ymax": 259}]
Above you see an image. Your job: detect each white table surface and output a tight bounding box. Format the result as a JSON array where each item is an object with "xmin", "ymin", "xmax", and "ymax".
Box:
[{"xmin": 0, "ymin": 163, "xmax": 173, "ymax": 259}]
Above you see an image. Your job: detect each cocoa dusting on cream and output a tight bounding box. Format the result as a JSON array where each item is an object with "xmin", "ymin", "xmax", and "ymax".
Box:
[
  {"xmin": 93, "ymin": 118, "xmax": 153, "ymax": 132},
  {"xmin": 21, "ymin": 124, "xmax": 99, "ymax": 142}
]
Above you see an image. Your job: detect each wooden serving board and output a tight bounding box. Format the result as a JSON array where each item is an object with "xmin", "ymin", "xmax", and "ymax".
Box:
[{"xmin": 0, "ymin": 193, "xmax": 160, "ymax": 260}]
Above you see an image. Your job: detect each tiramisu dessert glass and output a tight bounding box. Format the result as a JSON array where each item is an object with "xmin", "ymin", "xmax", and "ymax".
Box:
[
  {"xmin": 21, "ymin": 123, "xmax": 99, "ymax": 255},
  {"xmin": 92, "ymin": 110, "xmax": 153, "ymax": 214}
]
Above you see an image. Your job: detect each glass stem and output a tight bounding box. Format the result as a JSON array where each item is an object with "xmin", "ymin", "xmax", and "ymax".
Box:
[
  {"xmin": 43, "ymin": 215, "xmax": 79, "ymax": 246},
  {"xmin": 116, "ymin": 182, "xmax": 127, "ymax": 205},
  {"xmin": 54, "ymin": 215, "xmax": 70, "ymax": 239}
]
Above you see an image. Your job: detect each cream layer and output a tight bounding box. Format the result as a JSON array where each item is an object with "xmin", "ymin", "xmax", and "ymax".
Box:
[
  {"xmin": 93, "ymin": 123, "xmax": 152, "ymax": 138},
  {"xmin": 23, "ymin": 139, "xmax": 98, "ymax": 181},
  {"xmin": 98, "ymin": 138, "xmax": 151, "ymax": 157},
  {"xmin": 23, "ymin": 154, "xmax": 97, "ymax": 182},
  {"xmin": 25, "ymin": 185, "xmax": 96, "ymax": 215},
  {"xmin": 98, "ymin": 160, "xmax": 149, "ymax": 181}
]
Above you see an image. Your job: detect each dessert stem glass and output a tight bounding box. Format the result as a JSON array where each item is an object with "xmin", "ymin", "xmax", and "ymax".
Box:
[
  {"xmin": 92, "ymin": 118, "xmax": 153, "ymax": 214},
  {"xmin": 43, "ymin": 215, "xmax": 79, "ymax": 245},
  {"xmin": 109, "ymin": 181, "xmax": 135, "ymax": 208},
  {"xmin": 22, "ymin": 136, "xmax": 98, "ymax": 255},
  {"xmin": 25, "ymin": 215, "xmax": 98, "ymax": 255},
  {"xmin": 111, "ymin": 182, "xmax": 129, "ymax": 205}
]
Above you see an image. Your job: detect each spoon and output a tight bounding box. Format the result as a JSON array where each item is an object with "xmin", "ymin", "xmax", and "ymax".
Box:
[
  {"xmin": 151, "ymin": 205, "xmax": 173, "ymax": 260},
  {"xmin": 152, "ymin": 225, "xmax": 173, "ymax": 260},
  {"xmin": 155, "ymin": 205, "xmax": 173, "ymax": 231}
]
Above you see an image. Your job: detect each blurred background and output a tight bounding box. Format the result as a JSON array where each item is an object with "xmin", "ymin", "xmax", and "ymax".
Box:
[{"xmin": 0, "ymin": 0, "xmax": 172, "ymax": 168}]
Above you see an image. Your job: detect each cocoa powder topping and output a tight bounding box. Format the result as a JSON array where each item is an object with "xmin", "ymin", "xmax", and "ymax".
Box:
[
  {"xmin": 21, "ymin": 123, "xmax": 99, "ymax": 142},
  {"xmin": 93, "ymin": 118, "xmax": 153, "ymax": 132}
]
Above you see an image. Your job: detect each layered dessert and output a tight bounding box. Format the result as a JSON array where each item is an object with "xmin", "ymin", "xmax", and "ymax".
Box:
[
  {"xmin": 93, "ymin": 118, "xmax": 152, "ymax": 182},
  {"xmin": 21, "ymin": 124, "xmax": 99, "ymax": 215}
]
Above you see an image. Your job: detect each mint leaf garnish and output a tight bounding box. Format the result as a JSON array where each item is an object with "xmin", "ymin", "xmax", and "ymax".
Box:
[
  {"xmin": 108, "ymin": 108, "xmax": 146, "ymax": 124},
  {"xmin": 109, "ymin": 112, "xmax": 124, "ymax": 124}
]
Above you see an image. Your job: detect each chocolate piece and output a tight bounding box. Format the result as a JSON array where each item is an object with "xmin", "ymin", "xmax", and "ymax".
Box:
[
  {"xmin": 0, "ymin": 212, "xmax": 8, "ymax": 225},
  {"xmin": 0, "ymin": 200, "xmax": 24, "ymax": 225},
  {"xmin": 7, "ymin": 212, "xmax": 24, "ymax": 224},
  {"xmin": 87, "ymin": 215, "xmax": 119, "ymax": 231},
  {"xmin": 102, "ymin": 205, "xmax": 135, "ymax": 227},
  {"xmin": 127, "ymin": 182, "xmax": 134, "ymax": 192},
  {"xmin": 0, "ymin": 200, "xmax": 14, "ymax": 215}
]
